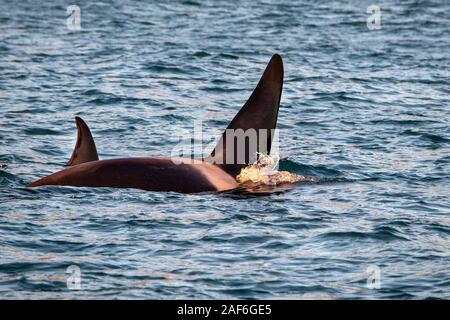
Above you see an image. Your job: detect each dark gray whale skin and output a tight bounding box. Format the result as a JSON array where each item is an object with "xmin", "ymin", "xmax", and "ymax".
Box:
[{"xmin": 27, "ymin": 54, "xmax": 284, "ymax": 193}]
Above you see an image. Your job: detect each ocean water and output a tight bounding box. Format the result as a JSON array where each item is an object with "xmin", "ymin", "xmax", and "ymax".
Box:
[{"xmin": 0, "ymin": 0, "xmax": 449, "ymax": 299}]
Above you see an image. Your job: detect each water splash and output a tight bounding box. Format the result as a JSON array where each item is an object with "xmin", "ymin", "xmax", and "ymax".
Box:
[{"xmin": 236, "ymin": 153, "xmax": 317, "ymax": 186}]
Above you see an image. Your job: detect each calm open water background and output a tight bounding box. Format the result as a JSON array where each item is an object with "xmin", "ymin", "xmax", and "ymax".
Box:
[{"xmin": 0, "ymin": 0, "xmax": 449, "ymax": 299}]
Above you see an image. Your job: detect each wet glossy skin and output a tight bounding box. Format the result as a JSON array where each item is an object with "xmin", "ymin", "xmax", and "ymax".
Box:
[{"xmin": 27, "ymin": 158, "xmax": 238, "ymax": 193}]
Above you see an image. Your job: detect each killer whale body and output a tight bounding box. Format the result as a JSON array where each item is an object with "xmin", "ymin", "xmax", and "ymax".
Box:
[
  {"xmin": 29, "ymin": 157, "xmax": 239, "ymax": 193},
  {"xmin": 27, "ymin": 54, "xmax": 284, "ymax": 193}
]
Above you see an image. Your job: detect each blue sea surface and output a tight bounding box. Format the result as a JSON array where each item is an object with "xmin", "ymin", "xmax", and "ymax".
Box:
[{"xmin": 0, "ymin": 0, "xmax": 449, "ymax": 299}]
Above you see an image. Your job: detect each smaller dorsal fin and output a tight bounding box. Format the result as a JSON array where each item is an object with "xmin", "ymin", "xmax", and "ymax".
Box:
[{"xmin": 67, "ymin": 116, "xmax": 99, "ymax": 166}]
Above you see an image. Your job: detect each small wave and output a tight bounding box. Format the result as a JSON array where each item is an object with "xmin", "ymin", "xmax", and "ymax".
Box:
[
  {"xmin": 279, "ymin": 159, "xmax": 344, "ymax": 179},
  {"xmin": 370, "ymin": 119, "xmax": 439, "ymax": 126},
  {"xmin": 320, "ymin": 227, "xmax": 408, "ymax": 242},
  {"xmin": 401, "ymin": 130, "xmax": 449, "ymax": 144},
  {"xmin": 215, "ymin": 53, "xmax": 239, "ymax": 60},
  {"xmin": 23, "ymin": 128, "xmax": 63, "ymax": 136},
  {"xmin": 193, "ymin": 51, "xmax": 210, "ymax": 58},
  {"xmin": 143, "ymin": 63, "xmax": 186, "ymax": 75},
  {"xmin": 0, "ymin": 170, "xmax": 19, "ymax": 186}
]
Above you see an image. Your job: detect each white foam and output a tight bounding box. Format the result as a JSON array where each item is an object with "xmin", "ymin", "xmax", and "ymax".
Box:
[{"xmin": 236, "ymin": 153, "xmax": 316, "ymax": 186}]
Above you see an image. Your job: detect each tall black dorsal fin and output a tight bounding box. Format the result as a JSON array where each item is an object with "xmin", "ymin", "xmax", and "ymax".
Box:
[
  {"xmin": 207, "ymin": 54, "xmax": 284, "ymax": 176},
  {"xmin": 67, "ymin": 116, "xmax": 99, "ymax": 166}
]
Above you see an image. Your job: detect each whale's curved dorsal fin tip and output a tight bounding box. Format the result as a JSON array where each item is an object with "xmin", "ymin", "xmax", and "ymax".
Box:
[
  {"xmin": 208, "ymin": 54, "xmax": 284, "ymax": 176},
  {"xmin": 67, "ymin": 116, "xmax": 99, "ymax": 166}
]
